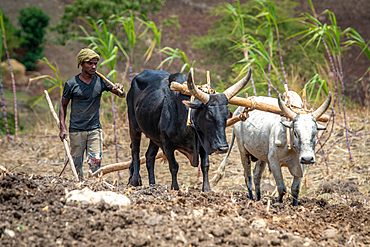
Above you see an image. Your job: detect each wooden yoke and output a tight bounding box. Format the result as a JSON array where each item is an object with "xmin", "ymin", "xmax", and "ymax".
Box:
[{"xmin": 170, "ymin": 82, "xmax": 330, "ymax": 123}]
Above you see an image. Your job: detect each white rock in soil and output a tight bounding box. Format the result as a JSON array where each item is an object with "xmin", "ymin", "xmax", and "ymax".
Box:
[{"xmin": 65, "ymin": 187, "xmax": 130, "ymax": 208}]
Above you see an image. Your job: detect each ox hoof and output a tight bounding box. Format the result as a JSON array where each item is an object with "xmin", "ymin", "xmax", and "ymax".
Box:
[
  {"xmin": 202, "ymin": 183, "xmax": 211, "ymax": 193},
  {"xmin": 202, "ymin": 187, "xmax": 211, "ymax": 193},
  {"xmin": 292, "ymin": 197, "xmax": 298, "ymax": 206},
  {"xmin": 129, "ymin": 177, "xmax": 142, "ymax": 187}
]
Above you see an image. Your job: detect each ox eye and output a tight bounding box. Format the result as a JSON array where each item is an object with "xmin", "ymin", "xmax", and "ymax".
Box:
[
  {"xmin": 206, "ymin": 112, "xmax": 214, "ymax": 121},
  {"xmin": 293, "ymin": 130, "xmax": 298, "ymax": 138}
]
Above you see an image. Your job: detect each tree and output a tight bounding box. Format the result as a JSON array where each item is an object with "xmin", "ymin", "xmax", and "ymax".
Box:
[{"xmin": 18, "ymin": 6, "xmax": 49, "ymax": 71}]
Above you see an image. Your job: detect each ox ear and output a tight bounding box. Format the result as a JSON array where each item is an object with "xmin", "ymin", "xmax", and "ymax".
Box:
[
  {"xmin": 281, "ymin": 120, "xmax": 293, "ymax": 128},
  {"xmin": 182, "ymin": 100, "xmax": 202, "ymax": 109},
  {"xmin": 316, "ymin": 123, "xmax": 326, "ymax": 130}
]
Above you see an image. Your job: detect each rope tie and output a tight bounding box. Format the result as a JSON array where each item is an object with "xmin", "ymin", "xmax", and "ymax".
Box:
[
  {"xmin": 182, "ymin": 82, "xmax": 189, "ymax": 95},
  {"xmin": 238, "ymin": 97, "xmax": 257, "ymax": 121}
]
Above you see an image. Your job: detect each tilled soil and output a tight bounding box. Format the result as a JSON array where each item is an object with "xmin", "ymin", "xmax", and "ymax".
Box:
[{"xmin": 1, "ymin": 171, "xmax": 369, "ymax": 247}]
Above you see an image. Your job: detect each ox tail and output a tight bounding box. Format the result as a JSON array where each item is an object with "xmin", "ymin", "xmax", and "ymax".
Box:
[{"xmin": 210, "ymin": 130, "xmax": 236, "ymax": 187}]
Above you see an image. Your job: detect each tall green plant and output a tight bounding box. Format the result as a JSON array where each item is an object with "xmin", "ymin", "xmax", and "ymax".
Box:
[
  {"xmin": 0, "ymin": 10, "xmax": 10, "ymax": 139},
  {"xmin": 138, "ymin": 17, "xmax": 163, "ymax": 68},
  {"xmin": 1, "ymin": 9, "xmax": 19, "ymax": 139},
  {"xmin": 0, "ymin": 9, "xmax": 21, "ymax": 61},
  {"xmin": 343, "ymin": 28, "xmax": 370, "ymax": 79},
  {"xmin": 158, "ymin": 47, "xmax": 195, "ymax": 74},
  {"xmin": 29, "ymin": 58, "xmax": 64, "ymax": 107},
  {"xmin": 116, "ymin": 11, "xmax": 139, "ymax": 83}
]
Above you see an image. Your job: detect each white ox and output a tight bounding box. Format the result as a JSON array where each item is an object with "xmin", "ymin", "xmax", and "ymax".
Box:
[{"xmin": 210, "ymin": 92, "xmax": 331, "ymax": 206}]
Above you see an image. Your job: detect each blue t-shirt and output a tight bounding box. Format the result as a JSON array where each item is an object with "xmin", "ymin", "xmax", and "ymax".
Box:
[{"xmin": 62, "ymin": 73, "xmax": 113, "ymax": 132}]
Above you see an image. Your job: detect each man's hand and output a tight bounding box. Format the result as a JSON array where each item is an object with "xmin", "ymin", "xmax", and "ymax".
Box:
[
  {"xmin": 59, "ymin": 129, "xmax": 67, "ymax": 141},
  {"xmin": 113, "ymin": 83, "xmax": 126, "ymax": 98}
]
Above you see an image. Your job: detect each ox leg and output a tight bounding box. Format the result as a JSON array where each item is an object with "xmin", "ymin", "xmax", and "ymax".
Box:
[
  {"xmin": 163, "ymin": 145, "xmax": 179, "ymax": 190},
  {"xmin": 129, "ymin": 131, "xmax": 142, "ymax": 187},
  {"xmin": 291, "ymin": 176, "xmax": 302, "ymax": 206},
  {"xmin": 270, "ymin": 163, "xmax": 286, "ymax": 203},
  {"xmin": 145, "ymin": 140, "xmax": 159, "ymax": 185},
  {"xmin": 253, "ymin": 160, "xmax": 267, "ymax": 201},
  {"xmin": 200, "ymin": 147, "xmax": 210, "ymax": 193},
  {"xmin": 236, "ymin": 137, "xmax": 254, "ymax": 199},
  {"xmin": 242, "ymin": 155, "xmax": 254, "ymax": 200}
]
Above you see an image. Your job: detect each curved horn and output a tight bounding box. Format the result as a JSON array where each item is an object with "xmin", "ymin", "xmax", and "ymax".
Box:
[
  {"xmin": 312, "ymin": 92, "xmax": 332, "ymax": 120},
  {"xmin": 187, "ymin": 68, "xmax": 209, "ymax": 104},
  {"xmin": 278, "ymin": 94, "xmax": 297, "ymax": 121},
  {"xmin": 223, "ymin": 67, "xmax": 252, "ymax": 100}
]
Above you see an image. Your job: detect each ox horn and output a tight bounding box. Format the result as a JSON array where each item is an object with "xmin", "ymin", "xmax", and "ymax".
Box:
[
  {"xmin": 223, "ymin": 67, "xmax": 252, "ymax": 100},
  {"xmin": 187, "ymin": 68, "xmax": 210, "ymax": 104},
  {"xmin": 312, "ymin": 92, "xmax": 332, "ymax": 120},
  {"xmin": 278, "ymin": 94, "xmax": 297, "ymax": 121}
]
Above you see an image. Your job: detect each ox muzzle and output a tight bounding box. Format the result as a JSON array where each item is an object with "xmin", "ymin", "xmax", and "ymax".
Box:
[{"xmin": 299, "ymin": 155, "xmax": 315, "ymax": 164}]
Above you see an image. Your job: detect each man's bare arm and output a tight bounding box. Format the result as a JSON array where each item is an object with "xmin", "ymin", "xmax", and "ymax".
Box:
[{"xmin": 59, "ymin": 98, "xmax": 70, "ymax": 141}]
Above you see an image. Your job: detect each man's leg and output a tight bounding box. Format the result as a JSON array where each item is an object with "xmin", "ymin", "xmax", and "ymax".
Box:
[
  {"xmin": 69, "ymin": 131, "xmax": 87, "ymax": 180},
  {"xmin": 86, "ymin": 129, "xmax": 103, "ymax": 174}
]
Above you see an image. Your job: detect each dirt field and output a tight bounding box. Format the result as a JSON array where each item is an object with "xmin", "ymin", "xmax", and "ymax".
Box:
[
  {"xmin": 0, "ymin": 166, "xmax": 369, "ymax": 246},
  {"xmin": 1, "ymin": 106, "xmax": 370, "ymax": 246}
]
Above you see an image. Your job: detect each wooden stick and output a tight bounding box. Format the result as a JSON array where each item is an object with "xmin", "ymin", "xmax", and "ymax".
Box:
[
  {"xmin": 170, "ymin": 82, "xmax": 329, "ymax": 122},
  {"xmin": 186, "ymin": 96, "xmax": 195, "ymax": 126},
  {"xmin": 206, "ymin": 71, "xmax": 211, "ymax": 88},
  {"xmin": 91, "ymin": 151, "xmax": 166, "ymax": 177},
  {"xmin": 44, "ymin": 90, "xmax": 79, "ymax": 181},
  {"xmin": 59, "ymin": 158, "xmax": 69, "ymax": 177},
  {"xmin": 302, "ymin": 89, "xmax": 307, "ymax": 111},
  {"xmin": 226, "ymin": 114, "xmax": 243, "ymax": 127},
  {"xmin": 95, "ymin": 71, "xmax": 124, "ymax": 95}
]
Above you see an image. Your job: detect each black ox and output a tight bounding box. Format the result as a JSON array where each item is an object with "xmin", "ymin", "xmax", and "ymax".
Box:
[{"xmin": 127, "ymin": 68, "xmax": 251, "ymax": 192}]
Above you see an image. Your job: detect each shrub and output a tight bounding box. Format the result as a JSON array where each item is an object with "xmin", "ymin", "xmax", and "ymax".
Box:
[{"xmin": 18, "ymin": 6, "xmax": 49, "ymax": 71}]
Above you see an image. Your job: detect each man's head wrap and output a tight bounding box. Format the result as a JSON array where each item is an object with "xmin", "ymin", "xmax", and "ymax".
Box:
[{"xmin": 77, "ymin": 48, "xmax": 100, "ymax": 68}]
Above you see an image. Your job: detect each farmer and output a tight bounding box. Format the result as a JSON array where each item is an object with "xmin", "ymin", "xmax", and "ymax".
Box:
[{"xmin": 59, "ymin": 48, "xmax": 125, "ymax": 180}]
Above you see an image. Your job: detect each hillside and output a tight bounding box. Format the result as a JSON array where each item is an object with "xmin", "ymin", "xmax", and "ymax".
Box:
[{"xmin": 0, "ymin": 0, "xmax": 369, "ymax": 102}]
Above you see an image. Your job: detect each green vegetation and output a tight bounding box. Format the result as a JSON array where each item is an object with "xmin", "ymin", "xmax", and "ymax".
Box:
[
  {"xmin": 29, "ymin": 57, "xmax": 65, "ymax": 107},
  {"xmin": 0, "ymin": 9, "xmax": 21, "ymax": 60},
  {"xmin": 18, "ymin": 6, "xmax": 50, "ymax": 71},
  {"xmin": 53, "ymin": 0, "xmax": 164, "ymax": 44},
  {"xmin": 190, "ymin": 0, "xmax": 326, "ymax": 98},
  {"xmin": 158, "ymin": 47, "xmax": 196, "ymax": 74}
]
